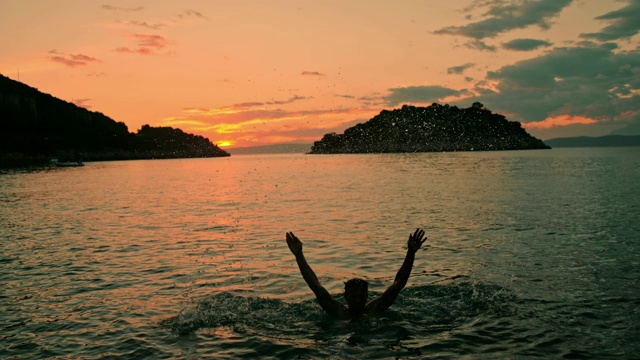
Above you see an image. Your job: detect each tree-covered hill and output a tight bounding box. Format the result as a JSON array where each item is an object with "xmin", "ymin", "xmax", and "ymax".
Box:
[
  {"xmin": 0, "ymin": 73, "xmax": 229, "ymax": 167},
  {"xmin": 310, "ymin": 103, "xmax": 549, "ymax": 154}
]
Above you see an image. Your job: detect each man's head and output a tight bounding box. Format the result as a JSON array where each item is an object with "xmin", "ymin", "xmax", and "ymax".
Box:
[{"xmin": 344, "ymin": 278, "xmax": 369, "ymax": 314}]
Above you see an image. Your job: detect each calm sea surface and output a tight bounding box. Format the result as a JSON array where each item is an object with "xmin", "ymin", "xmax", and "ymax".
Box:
[{"xmin": 1, "ymin": 148, "xmax": 639, "ymax": 359}]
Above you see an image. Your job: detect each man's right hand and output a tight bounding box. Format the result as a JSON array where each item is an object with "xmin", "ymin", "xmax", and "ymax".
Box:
[
  {"xmin": 286, "ymin": 232, "xmax": 303, "ymax": 256},
  {"xmin": 407, "ymin": 228, "xmax": 427, "ymax": 253}
]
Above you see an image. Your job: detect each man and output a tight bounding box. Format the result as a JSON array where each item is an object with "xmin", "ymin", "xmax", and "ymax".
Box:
[{"xmin": 285, "ymin": 228, "xmax": 427, "ymax": 320}]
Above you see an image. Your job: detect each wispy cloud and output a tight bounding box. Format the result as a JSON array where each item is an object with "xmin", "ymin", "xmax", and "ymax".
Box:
[
  {"xmin": 102, "ymin": 4, "xmax": 143, "ymax": 12},
  {"xmin": 464, "ymin": 39, "xmax": 497, "ymax": 52},
  {"xmin": 114, "ymin": 47, "xmax": 153, "ymax": 55},
  {"xmin": 384, "ymin": 85, "xmax": 465, "ymax": 106},
  {"xmin": 335, "ymin": 94, "xmax": 356, "ymax": 99},
  {"xmin": 357, "ymin": 93, "xmax": 385, "ymax": 107},
  {"xmin": 177, "ymin": 9, "xmax": 208, "ymax": 20},
  {"xmin": 502, "ymin": 38, "xmax": 552, "ymax": 51},
  {"xmin": 109, "ymin": 8, "xmax": 206, "ymax": 32},
  {"xmin": 580, "ymin": 0, "xmax": 640, "ymax": 41},
  {"xmin": 231, "ymin": 102, "xmax": 266, "ymax": 109},
  {"xmin": 125, "ymin": 20, "xmax": 167, "ymax": 30},
  {"xmin": 224, "ymin": 95, "xmax": 309, "ymax": 110},
  {"xmin": 48, "ymin": 50, "xmax": 101, "ymax": 67},
  {"xmin": 115, "ymin": 34, "xmax": 173, "ymax": 55},
  {"xmin": 270, "ymin": 95, "xmax": 309, "ymax": 105},
  {"xmin": 131, "ymin": 34, "xmax": 170, "ymax": 48},
  {"xmin": 447, "ymin": 63, "xmax": 475, "ymax": 75},
  {"xmin": 301, "ymin": 71, "xmax": 325, "ymax": 76},
  {"xmin": 435, "ymin": 0, "xmax": 572, "ymax": 39}
]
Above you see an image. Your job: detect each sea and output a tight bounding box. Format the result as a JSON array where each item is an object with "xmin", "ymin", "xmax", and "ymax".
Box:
[{"xmin": 1, "ymin": 148, "xmax": 638, "ymax": 359}]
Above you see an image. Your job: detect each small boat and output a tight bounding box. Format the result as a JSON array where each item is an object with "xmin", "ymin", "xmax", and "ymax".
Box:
[
  {"xmin": 51, "ymin": 158, "xmax": 84, "ymax": 167},
  {"xmin": 56, "ymin": 161, "xmax": 84, "ymax": 167}
]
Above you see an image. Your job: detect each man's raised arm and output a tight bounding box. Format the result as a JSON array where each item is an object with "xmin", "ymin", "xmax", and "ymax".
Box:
[
  {"xmin": 365, "ymin": 228, "xmax": 427, "ymax": 314},
  {"xmin": 286, "ymin": 232, "xmax": 348, "ymax": 318}
]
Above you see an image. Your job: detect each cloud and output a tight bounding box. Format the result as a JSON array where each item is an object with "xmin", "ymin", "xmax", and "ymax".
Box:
[
  {"xmin": 114, "ymin": 47, "xmax": 153, "ymax": 55},
  {"xmin": 465, "ymin": 42, "xmax": 640, "ymax": 130},
  {"xmin": 610, "ymin": 116, "xmax": 640, "ymax": 135},
  {"xmin": 434, "ymin": 0, "xmax": 572, "ymax": 39},
  {"xmin": 232, "ymin": 102, "xmax": 266, "ymax": 109},
  {"xmin": 125, "ymin": 20, "xmax": 167, "ymax": 30},
  {"xmin": 580, "ymin": 0, "xmax": 640, "ymax": 41},
  {"xmin": 70, "ymin": 54, "xmax": 100, "ymax": 62},
  {"xmin": 130, "ymin": 34, "xmax": 170, "ymax": 48},
  {"xmin": 268, "ymin": 95, "xmax": 309, "ymax": 105},
  {"xmin": 464, "ymin": 39, "xmax": 497, "ymax": 52},
  {"xmin": 115, "ymin": 34, "xmax": 173, "ymax": 55},
  {"xmin": 102, "ymin": 5, "xmax": 143, "ymax": 12},
  {"xmin": 301, "ymin": 71, "xmax": 325, "ymax": 76},
  {"xmin": 384, "ymin": 86, "xmax": 464, "ymax": 106},
  {"xmin": 447, "ymin": 63, "xmax": 475, "ymax": 75},
  {"xmin": 113, "ymin": 9, "xmax": 205, "ymax": 30},
  {"xmin": 502, "ymin": 38, "xmax": 552, "ymax": 51},
  {"xmin": 356, "ymin": 93, "xmax": 386, "ymax": 107},
  {"xmin": 524, "ymin": 115, "xmax": 598, "ymax": 129},
  {"xmin": 225, "ymin": 95, "xmax": 309, "ymax": 109},
  {"xmin": 177, "ymin": 9, "xmax": 208, "ymax": 20},
  {"xmin": 48, "ymin": 51, "xmax": 101, "ymax": 67}
]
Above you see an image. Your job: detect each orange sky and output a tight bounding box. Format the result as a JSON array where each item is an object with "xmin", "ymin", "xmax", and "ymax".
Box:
[{"xmin": 1, "ymin": 1, "xmax": 638, "ymax": 147}]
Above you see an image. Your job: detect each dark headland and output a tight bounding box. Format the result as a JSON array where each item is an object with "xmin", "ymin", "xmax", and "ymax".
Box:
[
  {"xmin": 310, "ymin": 102, "xmax": 549, "ymax": 154},
  {"xmin": 0, "ymin": 74, "xmax": 229, "ymax": 168}
]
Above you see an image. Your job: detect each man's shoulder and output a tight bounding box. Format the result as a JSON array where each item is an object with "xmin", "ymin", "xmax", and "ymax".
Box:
[{"xmin": 332, "ymin": 300, "xmax": 352, "ymax": 320}]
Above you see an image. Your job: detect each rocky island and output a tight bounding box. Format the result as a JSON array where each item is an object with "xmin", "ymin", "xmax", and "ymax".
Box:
[
  {"xmin": 310, "ymin": 103, "xmax": 549, "ymax": 154},
  {"xmin": 0, "ymin": 74, "xmax": 229, "ymax": 167}
]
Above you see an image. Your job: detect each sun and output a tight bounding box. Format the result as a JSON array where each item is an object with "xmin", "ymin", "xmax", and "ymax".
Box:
[{"xmin": 217, "ymin": 141, "xmax": 234, "ymax": 147}]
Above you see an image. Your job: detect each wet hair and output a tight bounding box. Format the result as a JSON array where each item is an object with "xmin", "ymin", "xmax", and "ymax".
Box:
[{"xmin": 344, "ymin": 278, "xmax": 369, "ymax": 294}]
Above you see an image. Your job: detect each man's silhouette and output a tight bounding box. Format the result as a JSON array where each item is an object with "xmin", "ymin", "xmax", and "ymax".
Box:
[{"xmin": 286, "ymin": 228, "xmax": 427, "ymax": 320}]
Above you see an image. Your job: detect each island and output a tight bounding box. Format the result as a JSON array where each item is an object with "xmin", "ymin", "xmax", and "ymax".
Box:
[
  {"xmin": 310, "ymin": 103, "xmax": 549, "ymax": 154},
  {"xmin": 0, "ymin": 73, "xmax": 229, "ymax": 168}
]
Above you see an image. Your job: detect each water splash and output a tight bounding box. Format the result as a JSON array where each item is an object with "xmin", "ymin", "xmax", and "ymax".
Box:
[{"xmin": 161, "ymin": 281, "xmax": 518, "ymax": 337}]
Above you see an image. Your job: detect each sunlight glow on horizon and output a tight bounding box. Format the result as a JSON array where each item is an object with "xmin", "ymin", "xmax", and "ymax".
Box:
[
  {"xmin": 217, "ymin": 141, "xmax": 234, "ymax": 147},
  {"xmin": 1, "ymin": 0, "xmax": 638, "ymax": 145}
]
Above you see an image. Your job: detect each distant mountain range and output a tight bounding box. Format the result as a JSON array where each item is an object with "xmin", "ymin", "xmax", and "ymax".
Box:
[{"xmin": 544, "ymin": 135, "xmax": 640, "ymax": 148}]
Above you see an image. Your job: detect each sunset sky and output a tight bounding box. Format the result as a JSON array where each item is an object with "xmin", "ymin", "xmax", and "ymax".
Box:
[{"xmin": 1, "ymin": 0, "xmax": 639, "ymax": 147}]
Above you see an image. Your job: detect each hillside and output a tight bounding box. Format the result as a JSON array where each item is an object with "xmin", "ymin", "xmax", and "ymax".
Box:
[
  {"xmin": 544, "ymin": 135, "xmax": 640, "ymax": 148},
  {"xmin": 310, "ymin": 103, "xmax": 549, "ymax": 154},
  {"xmin": 0, "ymin": 74, "xmax": 229, "ymax": 167}
]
